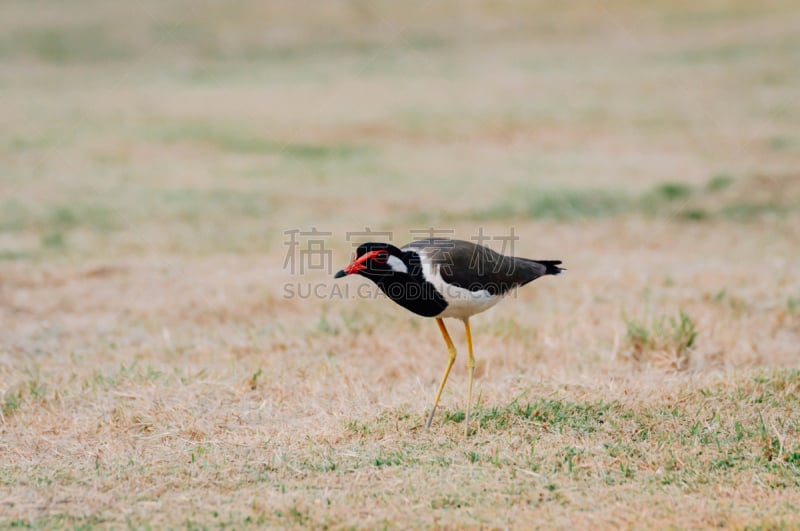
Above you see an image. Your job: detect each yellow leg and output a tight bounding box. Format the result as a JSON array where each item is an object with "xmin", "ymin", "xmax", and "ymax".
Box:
[
  {"xmin": 425, "ymin": 318, "xmax": 457, "ymax": 430},
  {"xmin": 464, "ymin": 317, "xmax": 475, "ymax": 437}
]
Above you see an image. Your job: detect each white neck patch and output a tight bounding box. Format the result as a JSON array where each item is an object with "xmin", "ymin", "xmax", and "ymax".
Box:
[{"xmin": 387, "ymin": 255, "xmax": 408, "ymax": 274}]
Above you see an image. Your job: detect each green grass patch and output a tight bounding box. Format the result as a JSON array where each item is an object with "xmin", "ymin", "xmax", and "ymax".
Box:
[
  {"xmin": 0, "ymin": 199, "xmax": 32, "ymax": 232},
  {"xmin": 469, "ymin": 174, "xmax": 800, "ymax": 222},
  {"xmin": 0, "ymin": 189, "xmax": 279, "ymax": 256},
  {"xmin": 471, "ymin": 180, "xmax": 692, "ymax": 221},
  {"xmin": 0, "ymin": 199, "xmax": 118, "ymax": 234},
  {"xmin": 768, "ymin": 136, "xmax": 800, "ymax": 152},
  {"xmin": 2, "ymin": 391, "xmax": 22, "ymax": 417},
  {"xmin": 49, "ymin": 202, "xmax": 116, "ymax": 232},
  {"xmin": 524, "ymin": 190, "xmax": 629, "ymax": 220},
  {"xmin": 652, "ymin": 182, "xmax": 693, "ymax": 201},
  {"xmin": 473, "ymin": 188, "xmax": 630, "ymax": 221},
  {"xmin": 469, "ymin": 398, "xmax": 620, "ymax": 434},
  {"xmin": 674, "ymin": 43, "xmax": 750, "ymax": 63},
  {"xmin": 678, "ymin": 208, "xmax": 709, "ymax": 221},
  {"xmin": 40, "ymin": 232, "xmax": 66, "ymax": 249},
  {"xmin": 151, "ymin": 122, "xmax": 371, "ymax": 161},
  {"xmin": 5, "ymin": 26, "xmax": 131, "ymax": 63},
  {"xmin": 156, "ymin": 188, "xmax": 272, "ymax": 222},
  {"xmin": 0, "ymin": 250, "xmax": 34, "ymax": 261},
  {"xmin": 707, "ymin": 173, "xmax": 734, "ymax": 191},
  {"xmin": 337, "ymin": 369, "xmax": 799, "ymax": 489},
  {"xmin": 787, "ymin": 296, "xmax": 800, "ymax": 315},
  {"xmin": 156, "ymin": 122, "xmax": 274, "ymax": 154},
  {"xmin": 721, "ymin": 201, "xmax": 787, "ymax": 221},
  {"xmin": 624, "ymin": 310, "xmax": 698, "ymax": 369}
]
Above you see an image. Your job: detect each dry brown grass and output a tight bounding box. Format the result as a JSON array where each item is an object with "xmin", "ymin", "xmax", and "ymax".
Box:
[{"xmin": 2, "ymin": 0, "xmax": 800, "ymax": 528}]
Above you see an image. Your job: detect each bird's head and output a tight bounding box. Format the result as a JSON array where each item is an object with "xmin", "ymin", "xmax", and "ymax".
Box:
[{"xmin": 334, "ymin": 242, "xmax": 406, "ymax": 279}]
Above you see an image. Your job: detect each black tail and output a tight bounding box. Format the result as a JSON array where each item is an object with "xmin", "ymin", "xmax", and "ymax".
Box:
[{"xmin": 531, "ymin": 260, "xmax": 565, "ymax": 275}]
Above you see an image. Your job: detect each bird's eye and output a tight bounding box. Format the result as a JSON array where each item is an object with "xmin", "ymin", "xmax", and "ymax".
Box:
[{"xmin": 374, "ymin": 251, "xmax": 388, "ymax": 263}]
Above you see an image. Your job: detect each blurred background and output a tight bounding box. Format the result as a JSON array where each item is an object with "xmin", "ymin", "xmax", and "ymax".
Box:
[{"xmin": 2, "ymin": 0, "xmax": 799, "ymax": 260}]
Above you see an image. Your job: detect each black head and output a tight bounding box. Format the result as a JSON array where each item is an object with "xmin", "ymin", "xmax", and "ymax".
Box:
[{"xmin": 334, "ymin": 242, "xmax": 405, "ymax": 279}]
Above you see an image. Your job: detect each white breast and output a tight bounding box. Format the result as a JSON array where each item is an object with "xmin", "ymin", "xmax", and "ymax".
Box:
[{"xmin": 414, "ymin": 248, "xmax": 504, "ymax": 320}]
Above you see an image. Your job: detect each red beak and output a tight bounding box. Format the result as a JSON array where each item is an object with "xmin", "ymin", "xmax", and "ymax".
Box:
[{"xmin": 334, "ymin": 250, "xmax": 381, "ymax": 278}]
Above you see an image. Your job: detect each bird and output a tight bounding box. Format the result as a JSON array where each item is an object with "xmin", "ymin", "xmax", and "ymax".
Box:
[{"xmin": 334, "ymin": 238, "xmax": 563, "ymax": 435}]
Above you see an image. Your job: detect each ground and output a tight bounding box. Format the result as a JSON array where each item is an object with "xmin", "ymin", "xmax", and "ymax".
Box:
[{"xmin": 1, "ymin": 0, "xmax": 800, "ymax": 528}]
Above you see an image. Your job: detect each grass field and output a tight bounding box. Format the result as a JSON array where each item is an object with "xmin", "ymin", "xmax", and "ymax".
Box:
[{"xmin": 2, "ymin": 1, "xmax": 800, "ymax": 528}]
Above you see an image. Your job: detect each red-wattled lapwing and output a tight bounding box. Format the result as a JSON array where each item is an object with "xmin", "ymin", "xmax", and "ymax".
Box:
[{"xmin": 334, "ymin": 238, "xmax": 563, "ymax": 435}]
